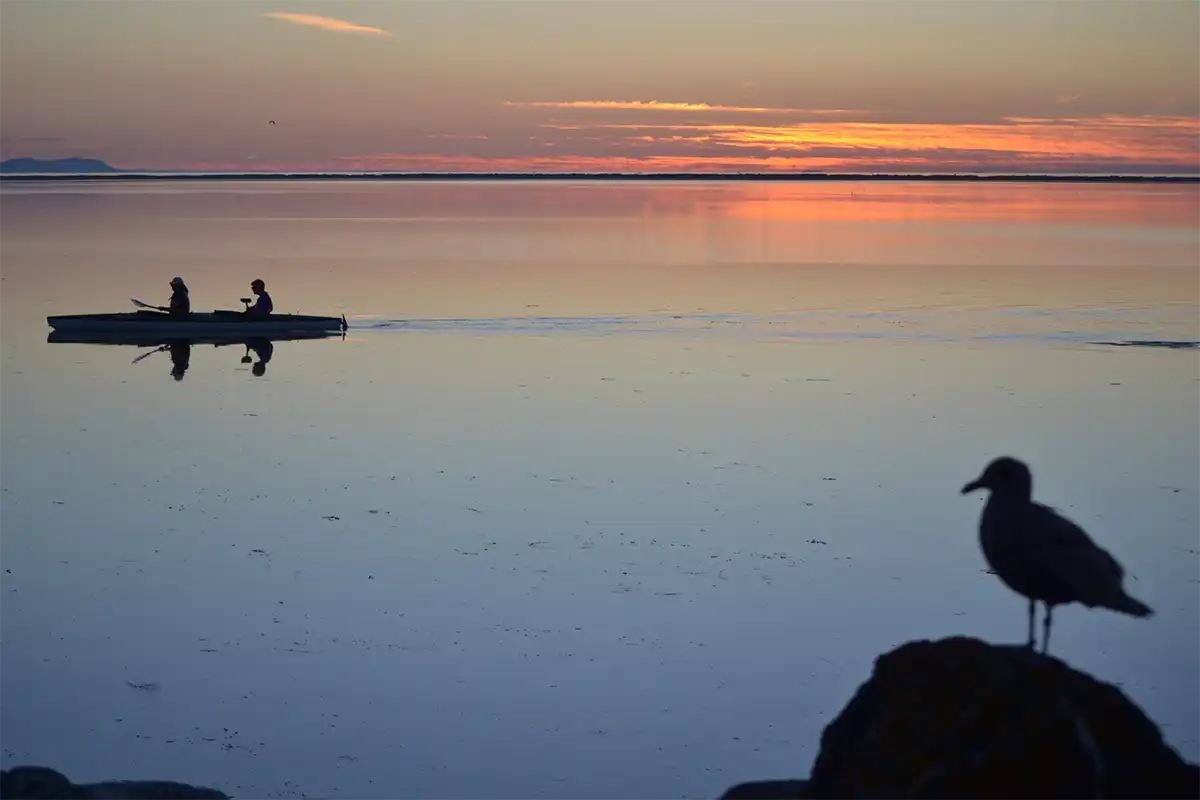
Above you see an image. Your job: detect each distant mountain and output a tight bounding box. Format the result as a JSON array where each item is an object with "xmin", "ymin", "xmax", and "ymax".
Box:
[{"xmin": 1, "ymin": 157, "xmax": 118, "ymax": 174}]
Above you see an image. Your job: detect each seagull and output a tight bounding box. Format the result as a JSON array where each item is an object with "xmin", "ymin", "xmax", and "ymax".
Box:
[
  {"xmin": 269, "ymin": 120, "xmax": 276, "ymax": 125},
  {"xmin": 961, "ymin": 456, "xmax": 1152, "ymax": 653}
]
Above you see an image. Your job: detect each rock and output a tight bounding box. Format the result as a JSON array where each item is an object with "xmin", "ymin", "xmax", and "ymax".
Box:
[
  {"xmin": 0, "ymin": 768, "xmax": 76, "ymax": 799},
  {"xmin": 720, "ymin": 778, "xmax": 809, "ymax": 798},
  {"xmin": 805, "ymin": 636, "xmax": 1200, "ymax": 798},
  {"xmin": 0, "ymin": 766, "xmax": 229, "ymax": 799}
]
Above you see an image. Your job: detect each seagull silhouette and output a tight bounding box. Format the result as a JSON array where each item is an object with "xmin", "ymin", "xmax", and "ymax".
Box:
[
  {"xmin": 962, "ymin": 456, "xmax": 1152, "ymax": 653},
  {"xmin": 268, "ymin": 120, "xmax": 276, "ymax": 125}
]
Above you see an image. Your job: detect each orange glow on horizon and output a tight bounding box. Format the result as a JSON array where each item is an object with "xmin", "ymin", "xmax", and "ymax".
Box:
[
  {"xmin": 504, "ymin": 101, "xmax": 865, "ymax": 115},
  {"xmin": 536, "ymin": 114, "xmax": 1200, "ymax": 170},
  {"xmin": 130, "ymin": 110, "xmax": 1198, "ymax": 175}
]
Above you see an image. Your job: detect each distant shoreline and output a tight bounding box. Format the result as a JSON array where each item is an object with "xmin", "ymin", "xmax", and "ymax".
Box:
[{"xmin": 1, "ymin": 172, "xmax": 1197, "ymax": 184}]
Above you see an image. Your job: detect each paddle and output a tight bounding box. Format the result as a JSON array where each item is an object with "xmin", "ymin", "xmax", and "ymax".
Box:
[
  {"xmin": 130, "ymin": 298, "xmax": 165, "ymax": 311},
  {"xmin": 131, "ymin": 344, "xmax": 170, "ymax": 364}
]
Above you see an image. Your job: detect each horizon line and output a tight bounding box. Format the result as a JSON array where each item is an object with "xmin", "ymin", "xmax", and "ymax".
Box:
[{"xmin": 2, "ymin": 172, "xmax": 1197, "ymax": 184}]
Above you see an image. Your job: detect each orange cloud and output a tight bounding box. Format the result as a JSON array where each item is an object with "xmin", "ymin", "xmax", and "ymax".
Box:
[
  {"xmin": 262, "ymin": 12, "xmax": 389, "ymax": 35},
  {"xmin": 536, "ymin": 114, "xmax": 1200, "ymax": 171},
  {"xmin": 505, "ymin": 100, "xmax": 864, "ymax": 115},
  {"xmin": 492, "ymin": 99, "xmax": 1197, "ymax": 173}
]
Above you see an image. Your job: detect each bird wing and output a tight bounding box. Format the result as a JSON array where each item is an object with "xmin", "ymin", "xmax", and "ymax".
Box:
[{"xmin": 1029, "ymin": 502, "xmax": 1125, "ymax": 598}]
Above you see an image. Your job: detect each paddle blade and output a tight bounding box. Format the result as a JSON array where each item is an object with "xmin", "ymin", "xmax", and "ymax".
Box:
[
  {"xmin": 131, "ymin": 345, "xmax": 167, "ymax": 364},
  {"xmin": 130, "ymin": 298, "xmax": 155, "ymax": 309}
]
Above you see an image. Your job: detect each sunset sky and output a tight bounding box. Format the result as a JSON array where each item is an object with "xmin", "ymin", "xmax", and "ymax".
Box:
[{"xmin": 2, "ymin": 0, "xmax": 1197, "ymax": 174}]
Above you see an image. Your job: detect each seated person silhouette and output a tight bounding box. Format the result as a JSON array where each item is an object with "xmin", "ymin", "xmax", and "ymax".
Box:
[
  {"xmin": 241, "ymin": 279, "xmax": 273, "ymax": 318},
  {"xmin": 157, "ymin": 277, "xmax": 190, "ymax": 317}
]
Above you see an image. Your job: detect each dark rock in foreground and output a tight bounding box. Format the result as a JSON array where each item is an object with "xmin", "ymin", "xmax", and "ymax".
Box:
[
  {"xmin": 720, "ymin": 778, "xmax": 809, "ymax": 799},
  {"xmin": 724, "ymin": 636, "xmax": 1200, "ymax": 799},
  {"xmin": 0, "ymin": 766, "xmax": 228, "ymax": 799},
  {"xmin": 808, "ymin": 637, "xmax": 1198, "ymax": 798}
]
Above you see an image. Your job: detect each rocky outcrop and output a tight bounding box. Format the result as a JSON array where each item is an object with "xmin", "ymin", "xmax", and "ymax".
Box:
[
  {"xmin": 720, "ymin": 778, "xmax": 809, "ymax": 798},
  {"xmin": 723, "ymin": 636, "xmax": 1200, "ymax": 799},
  {"xmin": 0, "ymin": 766, "xmax": 227, "ymax": 799}
]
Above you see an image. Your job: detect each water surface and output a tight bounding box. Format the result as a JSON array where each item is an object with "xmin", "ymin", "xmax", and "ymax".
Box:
[{"xmin": 2, "ymin": 180, "xmax": 1198, "ymax": 798}]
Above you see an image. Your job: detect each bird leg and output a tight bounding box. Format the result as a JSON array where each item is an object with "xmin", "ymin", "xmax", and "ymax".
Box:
[
  {"xmin": 1026, "ymin": 599, "xmax": 1036, "ymax": 649},
  {"xmin": 1041, "ymin": 605, "xmax": 1053, "ymax": 654}
]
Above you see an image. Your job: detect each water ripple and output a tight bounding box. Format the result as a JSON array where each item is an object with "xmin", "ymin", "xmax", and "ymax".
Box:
[{"xmin": 349, "ymin": 307, "xmax": 1198, "ymax": 349}]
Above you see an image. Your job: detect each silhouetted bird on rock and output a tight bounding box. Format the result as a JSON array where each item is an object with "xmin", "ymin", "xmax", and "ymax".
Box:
[{"xmin": 962, "ymin": 456, "xmax": 1152, "ymax": 653}]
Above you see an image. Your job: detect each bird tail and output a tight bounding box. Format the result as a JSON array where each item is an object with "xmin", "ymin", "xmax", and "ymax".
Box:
[{"xmin": 1109, "ymin": 592, "xmax": 1153, "ymax": 618}]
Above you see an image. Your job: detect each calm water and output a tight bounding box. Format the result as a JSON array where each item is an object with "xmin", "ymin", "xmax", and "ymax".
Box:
[{"xmin": 1, "ymin": 180, "xmax": 1198, "ymax": 798}]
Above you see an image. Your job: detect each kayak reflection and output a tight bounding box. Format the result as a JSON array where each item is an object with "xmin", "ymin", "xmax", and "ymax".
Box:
[
  {"xmin": 242, "ymin": 339, "xmax": 274, "ymax": 377},
  {"xmin": 170, "ymin": 341, "xmax": 191, "ymax": 381},
  {"xmin": 47, "ymin": 330, "xmax": 339, "ymax": 381}
]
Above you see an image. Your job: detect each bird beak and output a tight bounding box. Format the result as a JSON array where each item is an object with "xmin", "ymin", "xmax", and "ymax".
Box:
[{"xmin": 961, "ymin": 478, "xmax": 983, "ymax": 495}]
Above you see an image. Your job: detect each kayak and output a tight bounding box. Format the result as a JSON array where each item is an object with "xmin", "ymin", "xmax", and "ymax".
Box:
[
  {"xmin": 47, "ymin": 310, "xmax": 348, "ymax": 337},
  {"xmin": 47, "ymin": 329, "xmax": 342, "ymax": 346}
]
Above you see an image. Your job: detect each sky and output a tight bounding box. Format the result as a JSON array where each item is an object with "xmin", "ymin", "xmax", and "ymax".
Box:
[{"xmin": 1, "ymin": 0, "xmax": 1198, "ymax": 174}]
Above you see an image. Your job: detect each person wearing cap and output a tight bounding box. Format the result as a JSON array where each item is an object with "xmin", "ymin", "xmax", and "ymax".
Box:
[
  {"xmin": 160, "ymin": 277, "xmax": 191, "ymax": 317},
  {"xmin": 242, "ymin": 279, "xmax": 273, "ymax": 318}
]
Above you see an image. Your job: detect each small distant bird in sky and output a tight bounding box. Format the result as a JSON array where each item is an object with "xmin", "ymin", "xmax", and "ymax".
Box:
[{"xmin": 269, "ymin": 120, "xmax": 276, "ymax": 125}]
